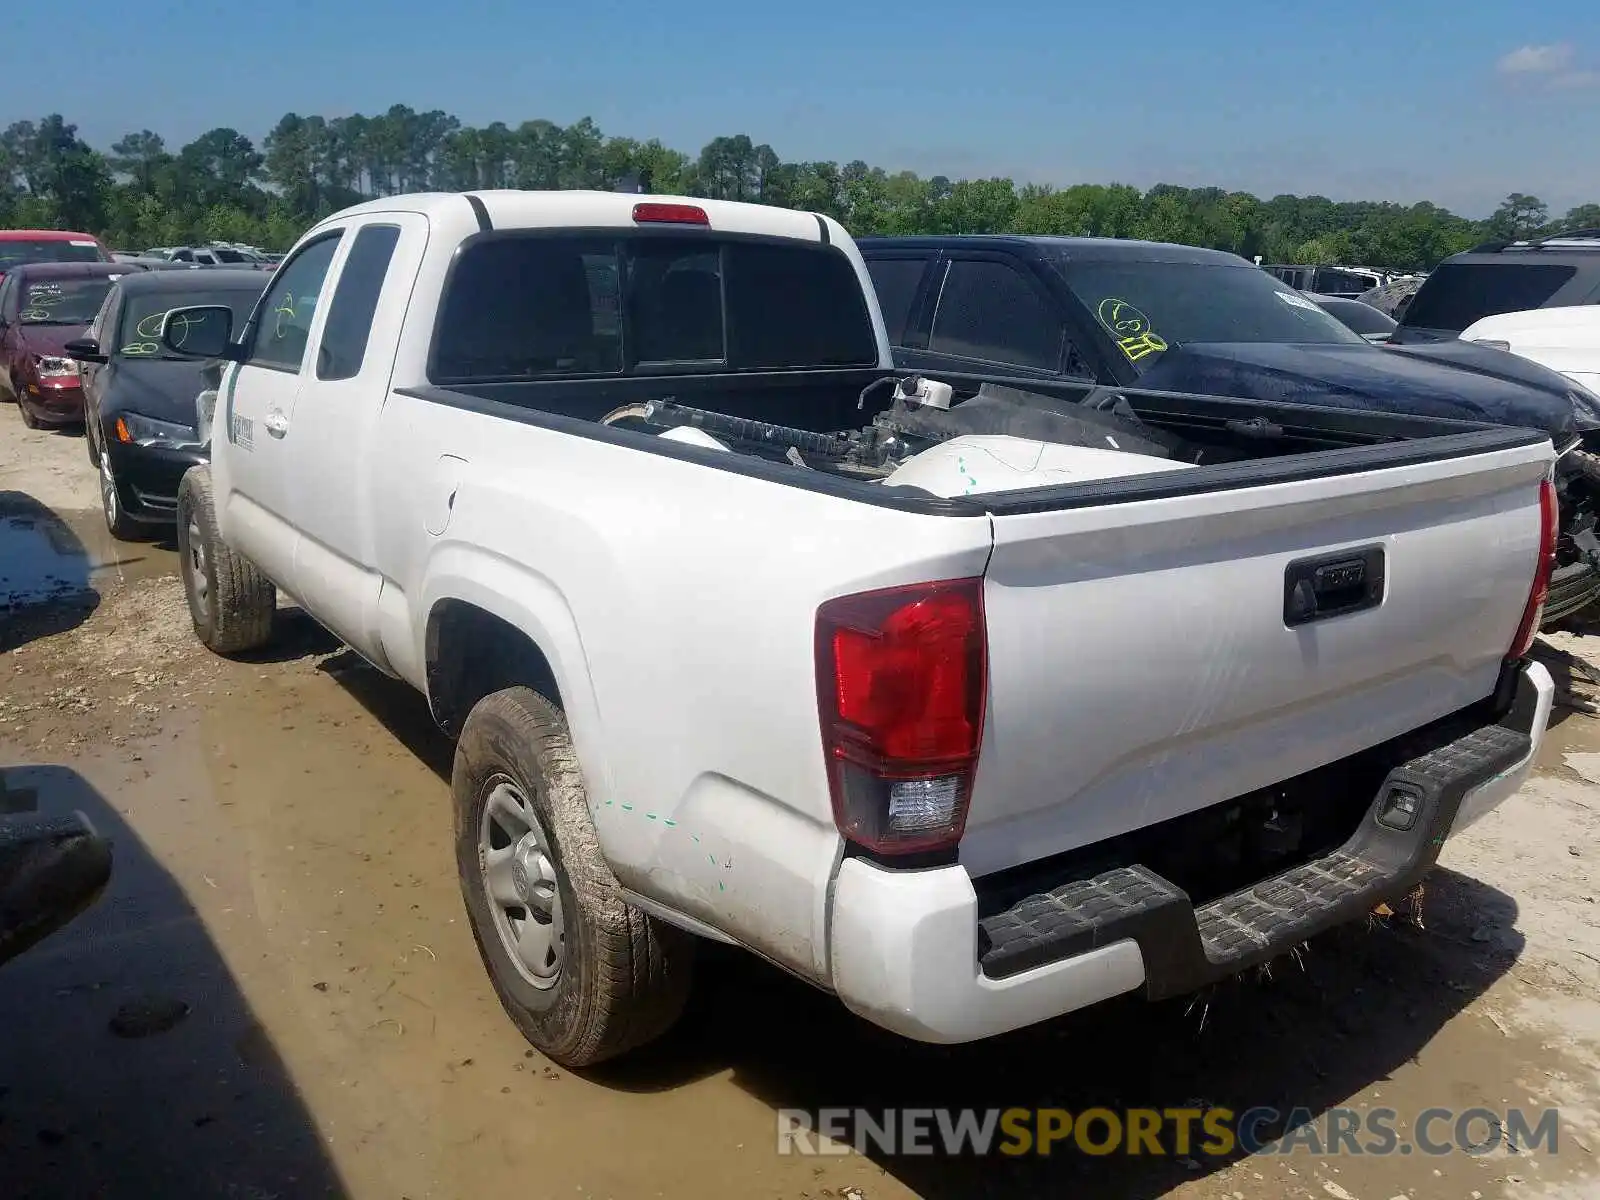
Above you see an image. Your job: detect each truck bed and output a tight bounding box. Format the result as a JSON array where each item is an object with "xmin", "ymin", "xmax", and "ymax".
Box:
[{"xmin": 404, "ymin": 369, "xmax": 1547, "ymax": 516}]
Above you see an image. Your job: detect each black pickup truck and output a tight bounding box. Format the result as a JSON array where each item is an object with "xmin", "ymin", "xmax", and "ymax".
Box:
[{"xmin": 857, "ymin": 234, "xmax": 1600, "ymax": 625}]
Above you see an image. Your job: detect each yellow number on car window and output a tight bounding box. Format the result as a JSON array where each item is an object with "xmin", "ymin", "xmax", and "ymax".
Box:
[{"xmin": 1096, "ymin": 297, "xmax": 1169, "ymax": 363}]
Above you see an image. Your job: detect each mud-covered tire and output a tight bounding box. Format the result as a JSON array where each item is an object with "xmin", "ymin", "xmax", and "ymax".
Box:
[
  {"xmin": 453, "ymin": 686, "xmax": 693, "ymax": 1068},
  {"xmin": 175, "ymin": 467, "xmax": 276, "ymax": 655}
]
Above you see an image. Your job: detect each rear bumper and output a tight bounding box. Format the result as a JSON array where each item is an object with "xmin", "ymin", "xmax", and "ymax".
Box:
[{"xmin": 828, "ymin": 660, "xmax": 1552, "ymax": 1044}]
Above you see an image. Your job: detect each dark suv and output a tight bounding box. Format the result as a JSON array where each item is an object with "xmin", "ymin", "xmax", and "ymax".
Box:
[{"xmin": 1390, "ymin": 229, "xmax": 1600, "ymax": 345}]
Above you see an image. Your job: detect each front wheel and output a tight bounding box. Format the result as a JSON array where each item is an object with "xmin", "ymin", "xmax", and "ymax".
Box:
[
  {"xmin": 98, "ymin": 447, "xmax": 143, "ymax": 541},
  {"xmin": 175, "ymin": 468, "xmax": 276, "ymax": 655},
  {"xmin": 453, "ymin": 686, "xmax": 693, "ymax": 1068}
]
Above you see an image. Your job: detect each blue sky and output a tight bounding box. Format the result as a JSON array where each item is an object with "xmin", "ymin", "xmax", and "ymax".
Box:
[{"xmin": 7, "ymin": 0, "xmax": 1599, "ymax": 217}]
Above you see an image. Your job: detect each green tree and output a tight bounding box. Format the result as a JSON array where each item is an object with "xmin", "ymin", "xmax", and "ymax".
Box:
[
  {"xmin": 1487, "ymin": 193, "xmax": 1550, "ymax": 241},
  {"xmin": 9, "ymin": 105, "xmax": 1593, "ymax": 266}
]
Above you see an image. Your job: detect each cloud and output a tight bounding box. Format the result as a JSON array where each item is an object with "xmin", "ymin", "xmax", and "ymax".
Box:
[
  {"xmin": 1498, "ymin": 43, "xmax": 1575, "ymax": 74},
  {"xmin": 1551, "ymin": 69, "xmax": 1600, "ymax": 90}
]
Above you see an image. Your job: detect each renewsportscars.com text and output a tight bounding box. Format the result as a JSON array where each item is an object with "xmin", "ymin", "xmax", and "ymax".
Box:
[{"xmin": 777, "ymin": 1105, "xmax": 1561, "ymax": 1159}]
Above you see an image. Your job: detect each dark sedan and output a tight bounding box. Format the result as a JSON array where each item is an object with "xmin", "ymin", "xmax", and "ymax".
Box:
[{"xmin": 66, "ymin": 269, "xmax": 266, "ymax": 539}]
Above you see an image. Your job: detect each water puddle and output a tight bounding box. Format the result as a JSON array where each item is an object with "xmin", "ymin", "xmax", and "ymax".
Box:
[
  {"xmin": 0, "ymin": 496, "xmax": 102, "ymax": 653},
  {"xmin": 0, "ymin": 505, "xmax": 93, "ymax": 611}
]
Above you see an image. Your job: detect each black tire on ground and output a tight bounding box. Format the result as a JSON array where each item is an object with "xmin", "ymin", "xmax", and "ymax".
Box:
[
  {"xmin": 175, "ymin": 467, "xmax": 276, "ymax": 655},
  {"xmin": 17, "ymin": 393, "xmax": 39, "ymax": 428},
  {"xmin": 98, "ymin": 444, "xmax": 144, "ymax": 542},
  {"xmin": 453, "ymin": 686, "xmax": 693, "ymax": 1068},
  {"xmin": 1546, "ymin": 558, "xmax": 1600, "ymax": 627}
]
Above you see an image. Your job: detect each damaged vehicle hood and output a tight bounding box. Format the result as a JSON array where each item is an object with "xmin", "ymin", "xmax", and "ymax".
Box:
[{"xmin": 1136, "ymin": 341, "xmax": 1583, "ymax": 440}]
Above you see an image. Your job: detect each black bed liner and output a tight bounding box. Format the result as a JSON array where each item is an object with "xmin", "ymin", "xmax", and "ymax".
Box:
[{"xmin": 397, "ymin": 370, "xmax": 1549, "ymax": 519}]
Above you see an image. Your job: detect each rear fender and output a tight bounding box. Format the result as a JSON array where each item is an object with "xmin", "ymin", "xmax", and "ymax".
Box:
[{"xmin": 418, "ymin": 546, "xmax": 614, "ymax": 816}]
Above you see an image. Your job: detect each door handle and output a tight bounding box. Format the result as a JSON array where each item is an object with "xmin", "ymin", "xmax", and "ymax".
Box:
[{"xmin": 264, "ymin": 409, "xmax": 289, "ymax": 438}]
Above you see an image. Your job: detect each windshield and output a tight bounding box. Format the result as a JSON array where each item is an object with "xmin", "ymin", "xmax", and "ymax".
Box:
[
  {"xmin": 19, "ymin": 279, "xmax": 113, "ymax": 325},
  {"xmin": 1398, "ymin": 262, "xmax": 1578, "ymax": 333},
  {"xmin": 116, "ymin": 289, "xmax": 262, "ymax": 357},
  {"xmin": 0, "ymin": 238, "xmax": 106, "ymax": 270},
  {"xmin": 1048, "ymin": 258, "xmax": 1365, "ymax": 371}
]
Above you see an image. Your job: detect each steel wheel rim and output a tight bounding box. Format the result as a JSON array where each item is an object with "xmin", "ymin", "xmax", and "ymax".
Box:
[
  {"xmin": 479, "ymin": 777, "xmax": 565, "ymax": 989},
  {"xmin": 182, "ymin": 511, "xmax": 210, "ymax": 616},
  {"xmin": 99, "ymin": 451, "xmax": 119, "ymax": 528}
]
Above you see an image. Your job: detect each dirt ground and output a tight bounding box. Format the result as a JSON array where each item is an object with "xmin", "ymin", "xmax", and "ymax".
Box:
[{"xmin": 3, "ymin": 402, "xmax": 1598, "ymax": 1200}]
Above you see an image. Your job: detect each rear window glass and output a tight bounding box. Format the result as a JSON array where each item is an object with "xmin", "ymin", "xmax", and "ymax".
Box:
[
  {"xmin": 0, "ymin": 239, "xmax": 106, "ymax": 269},
  {"xmin": 1400, "ymin": 263, "xmax": 1578, "ymax": 332},
  {"xmin": 1318, "ymin": 297, "xmax": 1396, "ymax": 337},
  {"xmin": 431, "ymin": 234, "xmax": 877, "ymax": 382},
  {"xmin": 18, "ymin": 278, "xmax": 113, "ymax": 324},
  {"xmin": 1312, "ymin": 268, "xmax": 1379, "ymax": 294}
]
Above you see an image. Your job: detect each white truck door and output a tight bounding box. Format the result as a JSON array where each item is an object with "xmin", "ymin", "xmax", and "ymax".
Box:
[
  {"xmin": 278, "ymin": 212, "xmax": 429, "ymax": 666},
  {"xmin": 217, "ymin": 230, "xmax": 344, "ymax": 591}
]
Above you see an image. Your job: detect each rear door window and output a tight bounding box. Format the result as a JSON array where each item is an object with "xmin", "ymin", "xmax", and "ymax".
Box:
[
  {"xmin": 316, "ymin": 224, "xmax": 402, "ymax": 380},
  {"xmin": 928, "ymin": 258, "xmax": 1064, "ymax": 371},
  {"xmin": 1401, "ymin": 263, "xmax": 1579, "ymax": 332},
  {"xmin": 864, "ymin": 257, "xmax": 930, "ymax": 345}
]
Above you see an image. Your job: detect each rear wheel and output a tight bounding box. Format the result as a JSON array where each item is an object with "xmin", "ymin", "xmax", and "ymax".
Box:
[
  {"xmin": 175, "ymin": 468, "xmax": 276, "ymax": 655},
  {"xmin": 453, "ymin": 686, "xmax": 693, "ymax": 1067}
]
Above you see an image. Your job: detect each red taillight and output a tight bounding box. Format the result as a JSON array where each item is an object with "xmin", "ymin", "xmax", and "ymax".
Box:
[
  {"xmin": 632, "ymin": 202, "xmax": 709, "ymax": 226},
  {"xmin": 815, "ymin": 578, "xmax": 987, "ymax": 855},
  {"xmin": 1508, "ymin": 478, "xmax": 1558, "ymax": 662}
]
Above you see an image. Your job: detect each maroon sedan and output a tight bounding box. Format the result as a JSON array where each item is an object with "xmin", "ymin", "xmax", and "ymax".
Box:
[{"xmin": 0, "ymin": 262, "xmax": 126, "ymax": 428}]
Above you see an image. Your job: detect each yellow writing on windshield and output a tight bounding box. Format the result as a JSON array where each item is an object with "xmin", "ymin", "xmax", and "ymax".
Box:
[{"xmin": 1096, "ymin": 297, "xmax": 1169, "ymax": 363}]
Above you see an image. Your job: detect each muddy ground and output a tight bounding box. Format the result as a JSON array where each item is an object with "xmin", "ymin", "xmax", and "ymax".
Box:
[{"xmin": 2, "ymin": 403, "xmax": 1598, "ymax": 1200}]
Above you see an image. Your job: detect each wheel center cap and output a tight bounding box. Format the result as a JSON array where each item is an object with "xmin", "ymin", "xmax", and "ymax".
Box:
[{"xmin": 511, "ymin": 836, "xmax": 540, "ymax": 903}]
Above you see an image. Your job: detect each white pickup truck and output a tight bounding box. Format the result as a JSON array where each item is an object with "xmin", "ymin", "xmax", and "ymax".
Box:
[{"xmin": 157, "ymin": 190, "xmax": 1558, "ymax": 1068}]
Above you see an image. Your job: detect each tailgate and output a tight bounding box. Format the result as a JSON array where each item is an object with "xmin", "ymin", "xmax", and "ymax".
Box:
[{"xmin": 961, "ymin": 439, "xmax": 1551, "ymax": 878}]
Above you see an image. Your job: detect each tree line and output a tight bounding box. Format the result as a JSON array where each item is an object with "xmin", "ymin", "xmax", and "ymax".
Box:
[{"xmin": 3, "ymin": 108, "xmax": 1598, "ymax": 270}]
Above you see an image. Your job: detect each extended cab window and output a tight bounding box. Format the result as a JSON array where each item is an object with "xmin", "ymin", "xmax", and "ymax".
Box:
[
  {"xmin": 317, "ymin": 224, "xmax": 401, "ymax": 380},
  {"xmin": 431, "ymin": 234, "xmax": 876, "ymax": 382},
  {"xmin": 247, "ymin": 235, "xmax": 341, "ymax": 372},
  {"xmin": 929, "ymin": 259, "xmax": 1066, "ymax": 371}
]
